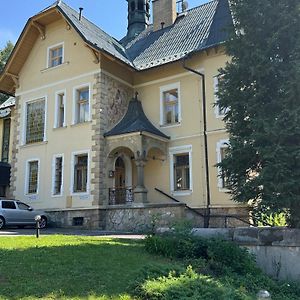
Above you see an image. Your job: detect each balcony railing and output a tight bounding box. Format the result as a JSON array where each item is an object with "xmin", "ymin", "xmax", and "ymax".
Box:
[{"xmin": 108, "ymin": 187, "xmax": 134, "ymax": 205}]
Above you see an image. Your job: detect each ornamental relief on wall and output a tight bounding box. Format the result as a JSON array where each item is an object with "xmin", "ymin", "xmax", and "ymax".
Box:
[{"xmin": 106, "ymin": 79, "xmax": 132, "ymax": 129}]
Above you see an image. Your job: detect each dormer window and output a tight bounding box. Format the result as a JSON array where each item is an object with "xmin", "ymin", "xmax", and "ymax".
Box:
[{"xmin": 48, "ymin": 43, "xmax": 64, "ymax": 68}]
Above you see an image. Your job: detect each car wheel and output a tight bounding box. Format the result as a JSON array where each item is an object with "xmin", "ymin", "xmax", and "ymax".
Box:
[
  {"xmin": 0, "ymin": 217, "xmax": 5, "ymax": 229},
  {"xmin": 39, "ymin": 216, "xmax": 47, "ymax": 229}
]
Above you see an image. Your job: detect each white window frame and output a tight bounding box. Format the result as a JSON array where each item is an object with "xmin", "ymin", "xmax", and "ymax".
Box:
[
  {"xmin": 72, "ymin": 83, "xmax": 91, "ymax": 125},
  {"xmin": 54, "ymin": 89, "xmax": 67, "ymax": 128},
  {"xmin": 51, "ymin": 154, "xmax": 64, "ymax": 197},
  {"xmin": 214, "ymin": 75, "xmax": 229, "ymax": 118},
  {"xmin": 216, "ymin": 139, "xmax": 230, "ymax": 191},
  {"xmin": 70, "ymin": 150, "xmax": 90, "ymax": 196},
  {"xmin": 169, "ymin": 145, "xmax": 193, "ymax": 196},
  {"xmin": 24, "ymin": 158, "xmax": 40, "ymax": 196},
  {"xmin": 160, "ymin": 82, "xmax": 181, "ymax": 127},
  {"xmin": 22, "ymin": 96, "xmax": 48, "ymax": 145},
  {"xmin": 47, "ymin": 42, "xmax": 64, "ymax": 69}
]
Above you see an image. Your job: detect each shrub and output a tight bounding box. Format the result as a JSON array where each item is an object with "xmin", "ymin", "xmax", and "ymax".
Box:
[
  {"xmin": 138, "ymin": 266, "xmax": 251, "ymax": 300},
  {"xmin": 145, "ymin": 235, "xmax": 258, "ymax": 276}
]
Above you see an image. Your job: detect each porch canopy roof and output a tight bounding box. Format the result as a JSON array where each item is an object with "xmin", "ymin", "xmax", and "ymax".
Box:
[{"xmin": 104, "ymin": 93, "xmax": 170, "ymax": 141}]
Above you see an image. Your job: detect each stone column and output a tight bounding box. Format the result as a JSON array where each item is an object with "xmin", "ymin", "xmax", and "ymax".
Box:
[{"xmin": 134, "ymin": 151, "xmax": 148, "ymax": 203}]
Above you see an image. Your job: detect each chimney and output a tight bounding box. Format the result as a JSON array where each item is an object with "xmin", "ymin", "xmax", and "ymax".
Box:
[
  {"xmin": 79, "ymin": 7, "xmax": 83, "ymax": 21},
  {"xmin": 152, "ymin": 0, "xmax": 177, "ymax": 31}
]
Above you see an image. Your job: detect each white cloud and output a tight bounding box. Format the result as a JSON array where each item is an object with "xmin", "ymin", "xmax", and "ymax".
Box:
[{"xmin": 0, "ymin": 29, "xmax": 17, "ymax": 48}]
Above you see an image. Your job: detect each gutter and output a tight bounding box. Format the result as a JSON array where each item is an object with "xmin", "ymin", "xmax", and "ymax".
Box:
[{"xmin": 182, "ymin": 54, "xmax": 211, "ymax": 228}]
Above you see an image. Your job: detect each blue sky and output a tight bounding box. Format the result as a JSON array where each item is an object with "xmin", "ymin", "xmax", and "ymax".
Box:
[{"xmin": 0, "ymin": 0, "xmax": 208, "ymax": 49}]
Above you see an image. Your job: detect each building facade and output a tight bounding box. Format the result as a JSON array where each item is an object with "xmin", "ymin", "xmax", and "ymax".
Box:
[{"xmin": 0, "ymin": 0, "xmax": 247, "ymax": 229}]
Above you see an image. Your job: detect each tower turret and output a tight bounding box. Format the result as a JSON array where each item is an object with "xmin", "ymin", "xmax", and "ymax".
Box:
[{"xmin": 126, "ymin": 0, "xmax": 150, "ymax": 40}]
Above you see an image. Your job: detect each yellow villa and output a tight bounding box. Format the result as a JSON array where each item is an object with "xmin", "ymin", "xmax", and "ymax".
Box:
[{"xmin": 0, "ymin": 0, "xmax": 248, "ymax": 230}]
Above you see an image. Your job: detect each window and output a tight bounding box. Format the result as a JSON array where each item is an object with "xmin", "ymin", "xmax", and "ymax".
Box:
[
  {"xmin": 169, "ymin": 145, "xmax": 192, "ymax": 194},
  {"xmin": 214, "ymin": 75, "xmax": 228, "ymax": 118},
  {"xmin": 17, "ymin": 202, "xmax": 30, "ymax": 210},
  {"xmin": 174, "ymin": 154, "xmax": 190, "ymax": 191},
  {"xmin": 160, "ymin": 83, "xmax": 181, "ymax": 126},
  {"xmin": 217, "ymin": 139, "xmax": 229, "ymax": 190},
  {"xmin": 26, "ymin": 160, "xmax": 39, "ymax": 194},
  {"xmin": 48, "ymin": 44, "xmax": 63, "ymax": 68},
  {"xmin": 73, "ymin": 153, "xmax": 88, "ymax": 193},
  {"xmin": 2, "ymin": 201, "xmax": 16, "ymax": 209},
  {"xmin": 74, "ymin": 86, "xmax": 90, "ymax": 124},
  {"xmin": 52, "ymin": 155, "xmax": 63, "ymax": 196},
  {"xmin": 25, "ymin": 99, "xmax": 46, "ymax": 144},
  {"xmin": 131, "ymin": 1, "xmax": 135, "ymax": 11},
  {"xmin": 1, "ymin": 118, "xmax": 11, "ymax": 162},
  {"xmin": 54, "ymin": 91, "xmax": 66, "ymax": 128},
  {"xmin": 138, "ymin": 0, "xmax": 144, "ymax": 10}
]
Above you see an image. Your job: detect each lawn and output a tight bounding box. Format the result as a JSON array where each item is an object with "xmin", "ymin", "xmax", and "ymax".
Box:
[{"xmin": 0, "ymin": 235, "xmax": 174, "ymax": 300}]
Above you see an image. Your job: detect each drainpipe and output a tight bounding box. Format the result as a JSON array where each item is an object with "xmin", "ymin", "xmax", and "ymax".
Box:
[{"xmin": 182, "ymin": 54, "xmax": 211, "ymax": 228}]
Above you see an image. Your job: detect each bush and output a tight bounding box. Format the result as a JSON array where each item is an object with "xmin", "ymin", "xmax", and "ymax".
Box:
[
  {"xmin": 138, "ymin": 266, "xmax": 251, "ymax": 300},
  {"xmin": 143, "ymin": 234, "xmax": 300, "ymax": 300},
  {"xmin": 145, "ymin": 235, "xmax": 258, "ymax": 276}
]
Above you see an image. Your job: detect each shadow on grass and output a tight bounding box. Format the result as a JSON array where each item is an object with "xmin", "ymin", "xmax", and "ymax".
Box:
[{"xmin": 0, "ymin": 238, "xmax": 151, "ymax": 299}]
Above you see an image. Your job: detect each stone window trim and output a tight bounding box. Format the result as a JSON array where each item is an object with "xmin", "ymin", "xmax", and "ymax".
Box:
[
  {"xmin": 216, "ymin": 139, "xmax": 230, "ymax": 192},
  {"xmin": 51, "ymin": 154, "xmax": 64, "ymax": 197},
  {"xmin": 169, "ymin": 145, "xmax": 193, "ymax": 196},
  {"xmin": 54, "ymin": 89, "xmax": 67, "ymax": 128},
  {"xmin": 159, "ymin": 82, "xmax": 181, "ymax": 127},
  {"xmin": 21, "ymin": 96, "xmax": 48, "ymax": 146},
  {"xmin": 24, "ymin": 158, "xmax": 40, "ymax": 196},
  {"xmin": 72, "ymin": 83, "xmax": 91, "ymax": 125},
  {"xmin": 70, "ymin": 150, "xmax": 90, "ymax": 196},
  {"xmin": 47, "ymin": 42, "xmax": 64, "ymax": 69}
]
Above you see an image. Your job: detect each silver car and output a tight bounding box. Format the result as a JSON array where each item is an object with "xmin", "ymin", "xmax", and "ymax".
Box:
[{"xmin": 0, "ymin": 199, "xmax": 48, "ymax": 229}]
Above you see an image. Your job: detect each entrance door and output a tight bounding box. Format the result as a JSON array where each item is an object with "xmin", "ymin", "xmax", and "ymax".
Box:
[
  {"xmin": 114, "ymin": 157, "xmax": 126, "ymax": 204},
  {"xmin": 115, "ymin": 157, "xmax": 125, "ymax": 188}
]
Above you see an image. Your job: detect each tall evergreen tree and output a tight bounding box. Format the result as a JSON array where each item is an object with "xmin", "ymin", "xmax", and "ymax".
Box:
[
  {"xmin": 0, "ymin": 41, "xmax": 14, "ymax": 104},
  {"xmin": 218, "ymin": 0, "xmax": 300, "ymax": 227}
]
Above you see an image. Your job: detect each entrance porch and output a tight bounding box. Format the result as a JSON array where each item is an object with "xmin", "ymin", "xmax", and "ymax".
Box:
[{"xmin": 104, "ymin": 93, "xmax": 170, "ymax": 205}]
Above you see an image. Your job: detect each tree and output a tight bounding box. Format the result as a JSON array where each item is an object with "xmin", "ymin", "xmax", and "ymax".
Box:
[
  {"xmin": 217, "ymin": 0, "xmax": 300, "ymax": 227},
  {"xmin": 0, "ymin": 41, "xmax": 14, "ymax": 104}
]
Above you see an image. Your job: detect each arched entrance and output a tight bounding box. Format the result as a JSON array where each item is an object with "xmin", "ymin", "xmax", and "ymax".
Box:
[{"xmin": 109, "ymin": 154, "xmax": 133, "ymax": 205}]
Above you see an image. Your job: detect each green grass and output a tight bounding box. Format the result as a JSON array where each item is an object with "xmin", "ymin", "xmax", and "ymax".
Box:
[{"xmin": 0, "ymin": 235, "xmax": 175, "ymax": 300}]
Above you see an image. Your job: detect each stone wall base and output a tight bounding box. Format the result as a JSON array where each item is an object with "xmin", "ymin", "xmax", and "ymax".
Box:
[
  {"xmin": 186, "ymin": 207, "xmax": 250, "ymax": 228},
  {"xmin": 47, "ymin": 203, "xmax": 186, "ymax": 232},
  {"xmin": 47, "ymin": 204, "xmax": 250, "ymax": 232}
]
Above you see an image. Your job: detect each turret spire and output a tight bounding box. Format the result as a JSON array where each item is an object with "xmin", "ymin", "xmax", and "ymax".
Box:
[{"xmin": 126, "ymin": 0, "xmax": 150, "ymax": 41}]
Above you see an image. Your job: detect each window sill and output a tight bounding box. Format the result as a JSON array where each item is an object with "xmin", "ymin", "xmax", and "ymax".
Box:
[
  {"xmin": 41, "ymin": 61, "xmax": 69, "ymax": 73},
  {"xmin": 218, "ymin": 188, "xmax": 230, "ymax": 193},
  {"xmin": 51, "ymin": 194, "xmax": 63, "ymax": 198},
  {"xmin": 71, "ymin": 121, "xmax": 92, "ymax": 128},
  {"xmin": 71, "ymin": 192, "xmax": 90, "ymax": 200},
  {"xmin": 172, "ymin": 190, "xmax": 192, "ymax": 196},
  {"xmin": 53, "ymin": 126, "xmax": 67, "ymax": 131},
  {"xmin": 160, "ymin": 122, "xmax": 181, "ymax": 129},
  {"xmin": 20, "ymin": 141, "xmax": 48, "ymax": 148}
]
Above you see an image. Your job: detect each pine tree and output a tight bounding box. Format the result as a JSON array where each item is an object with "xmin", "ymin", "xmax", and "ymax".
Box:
[
  {"xmin": 218, "ymin": 0, "xmax": 300, "ymax": 227},
  {"xmin": 0, "ymin": 41, "xmax": 14, "ymax": 104}
]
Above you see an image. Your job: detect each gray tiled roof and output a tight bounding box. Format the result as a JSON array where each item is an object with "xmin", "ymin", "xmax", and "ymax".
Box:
[
  {"xmin": 40, "ymin": 0, "xmax": 231, "ymax": 70},
  {"xmin": 122, "ymin": 0, "xmax": 232, "ymax": 70},
  {"xmin": 104, "ymin": 95, "xmax": 170, "ymax": 139},
  {"xmin": 55, "ymin": 1, "xmax": 133, "ymax": 67}
]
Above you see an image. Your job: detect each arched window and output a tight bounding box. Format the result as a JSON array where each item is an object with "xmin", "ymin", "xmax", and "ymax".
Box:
[
  {"xmin": 131, "ymin": 1, "xmax": 136, "ymax": 11},
  {"xmin": 138, "ymin": 0, "xmax": 144, "ymax": 10}
]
